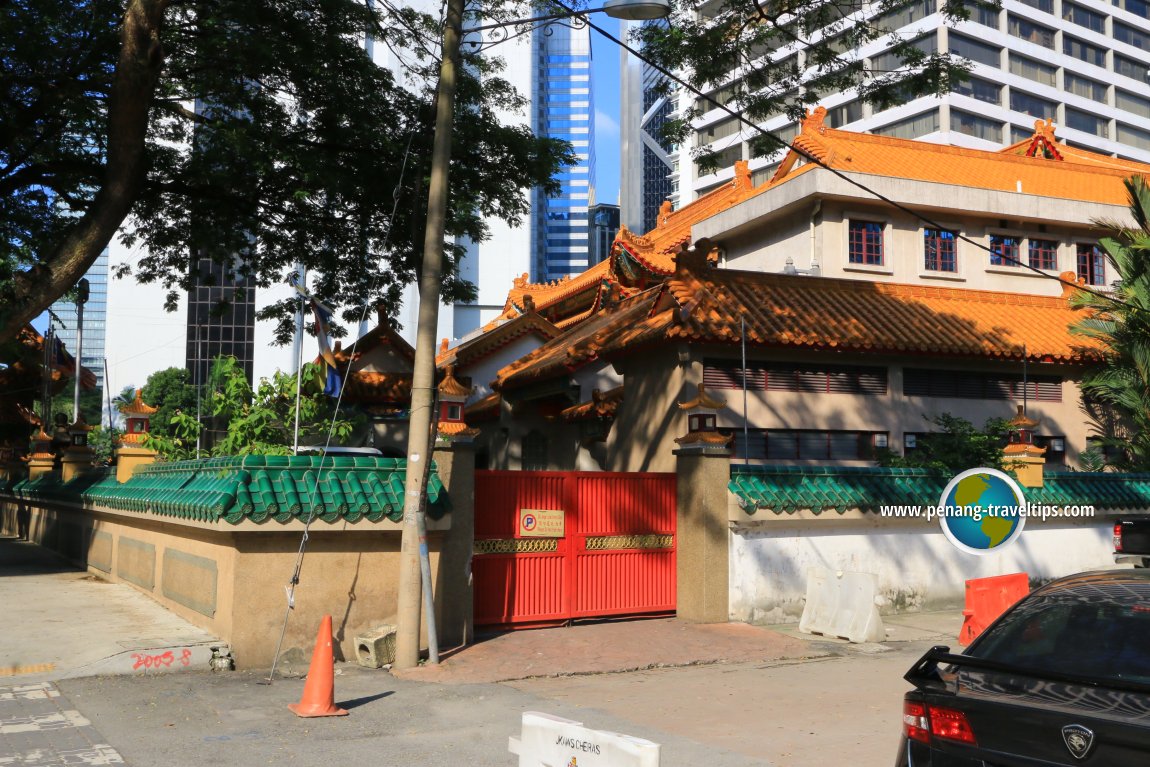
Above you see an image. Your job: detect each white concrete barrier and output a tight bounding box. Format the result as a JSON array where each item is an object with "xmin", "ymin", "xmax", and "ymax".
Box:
[
  {"xmin": 508, "ymin": 711, "xmax": 660, "ymax": 767},
  {"xmin": 799, "ymin": 567, "xmax": 885, "ymax": 644}
]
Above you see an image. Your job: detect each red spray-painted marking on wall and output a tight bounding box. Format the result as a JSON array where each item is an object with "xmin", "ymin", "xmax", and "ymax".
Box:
[{"xmin": 131, "ymin": 648, "xmax": 193, "ymax": 670}]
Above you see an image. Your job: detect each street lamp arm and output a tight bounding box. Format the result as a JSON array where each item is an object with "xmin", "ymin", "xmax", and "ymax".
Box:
[{"xmin": 461, "ymin": 0, "xmax": 669, "ymax": 50}]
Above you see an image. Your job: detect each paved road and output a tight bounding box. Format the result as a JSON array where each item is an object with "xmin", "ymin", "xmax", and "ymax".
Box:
[
  {"xmin": 1, "ymin": 633, "xmax": 949, "ymax": 767},
  {"xmin": 0, "ymin": 536, "xmax": 962, "ymax": 765}
]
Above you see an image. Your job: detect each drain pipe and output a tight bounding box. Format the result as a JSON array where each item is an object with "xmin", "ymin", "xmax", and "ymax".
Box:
[{"xmin": 809, "ymin": 200, "xmax": 822, "ymax": 274}]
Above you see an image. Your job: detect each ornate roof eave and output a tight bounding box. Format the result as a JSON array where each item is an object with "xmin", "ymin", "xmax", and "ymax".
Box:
[
  {"xmin": 119, "ymin": 389, "xmax": 158, "ymax": 416},
  {"xmin": 561, "ymin": 385, "xmax": 625, "ymax": 422},
  {"xmin": 678, "ymin": 382, "xmax": 727, "ymax": 411}
]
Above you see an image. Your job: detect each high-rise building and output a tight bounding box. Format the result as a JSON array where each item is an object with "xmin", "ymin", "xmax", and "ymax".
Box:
[
  {"xmin": 656, "ymin": 0, "xmax": 1150, "ymax": 204},
  {"xmin": 532, "ymin": 24, "xmax": 597, "ymax": 284},
  {"xmin": 49, "ymin": 248, "xmax": 108, "ymax": 393},
  {"xmin": 620, "ymin": 20, "xmax": 675, "ymax": 234},
  {"xmin": 184, "ymin": 256, "xmax": 257, "ymax": 390},
  {"xmin": 588, "ymin": 203, "xmax": 621, "ymax": 266}
]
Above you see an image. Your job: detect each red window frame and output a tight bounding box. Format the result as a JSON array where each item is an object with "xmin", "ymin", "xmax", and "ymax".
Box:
[
  {"xmin": 1029, "ymin": 238, "xmax": 1058, "ymax": 270},
  {"xmin": 1077, "ymin": 243, "xmax": 1106, "ymax": 285},
  {"xmin": 924, "ymin": 228, "xmax": 957, "ymax": 272},
  {"xmin": 849, "ymin": 220, "xmax": 884, "ymax": 265}
]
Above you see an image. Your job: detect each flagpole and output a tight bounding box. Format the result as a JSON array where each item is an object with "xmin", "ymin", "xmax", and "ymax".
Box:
[{"xmin": 292, "ymin": 266, "xmax": 306, "ymax": 454}]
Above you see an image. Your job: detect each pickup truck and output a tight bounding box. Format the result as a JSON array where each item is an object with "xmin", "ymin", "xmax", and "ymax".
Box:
[{"xmin": 1114, "ymin": 519, "xmax": 1150, "ymax": 567}]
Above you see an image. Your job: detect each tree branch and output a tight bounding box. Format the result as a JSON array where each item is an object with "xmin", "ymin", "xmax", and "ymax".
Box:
[{"xmin": 1, "ymin": 0, "xmax": 171, "ymax": 341}]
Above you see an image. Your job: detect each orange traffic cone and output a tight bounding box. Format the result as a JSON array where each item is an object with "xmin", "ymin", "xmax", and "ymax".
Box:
[{"xmin": 288, "ymin": 615, "xmax": 348, "ymax": 718}]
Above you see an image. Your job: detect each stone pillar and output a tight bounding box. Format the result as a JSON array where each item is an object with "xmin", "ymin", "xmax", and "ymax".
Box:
[
  {"xmin": 432, "ymin": 439, "xmax": 475, "ymax": 647},
  {"xmin": 59, "ymin": 449, "xmax": 94, "ymax": 482},
  {"xmin": 115, "ymin": 445, "xmax": 157, "ymax": 483},
  {"xmin": 675, "ymin": 445, "xmax": 732, "ymax": 623}
]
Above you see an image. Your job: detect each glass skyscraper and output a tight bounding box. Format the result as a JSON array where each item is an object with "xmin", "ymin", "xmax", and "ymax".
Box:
[
  {"xmin": 620, "ymin": 20, "xmax": 676, "ymax": 235},
  {"xmin": 49, "ymin": 248, "xmax": 108, "ymax": 394},
  {"xmin": 532, "ymin": 24, "xmax": 596, "ymax": 283},
  {"xmin": 675, "ymin": 0, "xmax": 1150, "ymax": 200}
]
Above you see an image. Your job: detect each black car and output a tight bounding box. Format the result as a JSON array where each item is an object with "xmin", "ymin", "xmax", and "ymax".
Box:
[{"xmin": 896, "ymin": 570, "xmax": 1150, "ymax": 766}]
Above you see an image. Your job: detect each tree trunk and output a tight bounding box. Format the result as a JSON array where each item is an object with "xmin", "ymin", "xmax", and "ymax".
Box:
[{"xmin": 1, "ymin": 0, "xmax": 169, "ymax": 341}]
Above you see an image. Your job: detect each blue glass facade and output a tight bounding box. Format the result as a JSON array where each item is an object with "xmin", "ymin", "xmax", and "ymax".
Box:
[
  {"xmin": 532, "ymin": 26, "xmax": 595, "ymax": 283},
  {"xmin": 49, "ymin": 249, "xmax": 109, "ymax": 392}
]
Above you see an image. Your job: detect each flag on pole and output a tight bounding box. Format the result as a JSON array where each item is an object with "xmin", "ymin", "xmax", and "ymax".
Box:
[
  {"xmin": 291, "ymin": 279, "xmax": 342, "ymax": 397},
  {"xmin": 50, "ymin": 336, "xmax": 75, "ymax": 373}
]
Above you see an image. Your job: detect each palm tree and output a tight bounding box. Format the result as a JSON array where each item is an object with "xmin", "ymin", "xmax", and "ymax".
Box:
[
  {"xmin": 1070, "ymin": 176, "xmax": 1150, "ymax": 470},
  {"xmin": 111, "ymin": 386, "xmax": 137, "ymax": 429}
]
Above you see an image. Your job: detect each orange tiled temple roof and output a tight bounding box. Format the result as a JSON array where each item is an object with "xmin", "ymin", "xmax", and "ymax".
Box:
[
  {"xmin": 466, "ymin": 391, "xmax": 500, "ymax": 420},
  {"xmin": 341, "ymin": 371, "xmax": 412, "ymax": 403},
  {"xmin": 437, "ymin": 311, "xmax": 561, "ymax": 368},
  {"xmin": 489, "ymin": 117, "xmax": 1147, "ymax": 341},
  {"xmin": 495, "ymin": 262, "xmax": 1104, "ymax": 391},
  {"xmin": 118, "ymin": 389, "xmax": 158, "ymax": 416},
  {"xmin": 776, "ymin": 110, "xmax": 1150, "ymax": 205}
]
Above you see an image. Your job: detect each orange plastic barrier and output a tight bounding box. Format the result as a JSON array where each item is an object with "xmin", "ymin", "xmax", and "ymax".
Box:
[
  {"xmin": 288, "ymin": 615, "xmax": 349, "ymax": 718},
  {"xmin": 958, "ymin": 573, "xmax": 1030, "ymax": 646}
]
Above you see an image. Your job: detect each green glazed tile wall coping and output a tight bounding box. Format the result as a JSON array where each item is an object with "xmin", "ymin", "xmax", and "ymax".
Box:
[
  {"xmin": 3, "ymin": 456, "xmax": 448, "ymax": 525},
  {"xmin": 729, "ymin": 465, "xmax": 1150, "ymax": 515}
]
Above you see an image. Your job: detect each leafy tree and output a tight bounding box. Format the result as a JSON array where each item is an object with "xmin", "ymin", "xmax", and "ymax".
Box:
[
  {"xmin": 89, "ymin": 426, "xmax": 122, "ymax": 465},
  {"xmin": 878, "ymin": 413, "xmax": 1009, "ymax": 473},
  {"xmin": 1, "ymin": 0, "xmax": 571, "ymax": 342},
  {"xmin": 1069, "ymin": 176, "xmax": 1150, "ymax": 471},
  {"xmin": 42, "ymin": 386, "xmax": 104, "ymax": 426},
  {"xmin": 140, "ymin": 367, "xmax": 199, "ymax": 438},
  {"xmin": 143, "ymin": 356, "xmax": 362, "ymax": 459},
  {"xmin": 636, "ymin": 0, "xmax": 979, "ymax": 172}
]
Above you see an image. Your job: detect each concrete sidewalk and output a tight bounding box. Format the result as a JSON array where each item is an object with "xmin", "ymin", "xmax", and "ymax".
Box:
[
  {"xmin": 394, "ymin": 618, "xmax": 828, "ymax": 684},
  {"xmin": 0, "ymin": 537, "xmax": 219, "ymax": 682}
]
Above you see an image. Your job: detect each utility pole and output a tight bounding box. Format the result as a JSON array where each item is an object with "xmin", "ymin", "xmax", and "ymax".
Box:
[
  {"xmin": 72, "ymin": 279, "xmax": 90, "ymax": 422},
  {"xmin": 394, "ymin": 0, "xmax": 464, "ymax": 670}
]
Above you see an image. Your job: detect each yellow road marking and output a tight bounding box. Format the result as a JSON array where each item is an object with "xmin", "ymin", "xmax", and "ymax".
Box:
[{"xmin": 0, "ymin": 663, "xmax": 56, "ymax": 677}]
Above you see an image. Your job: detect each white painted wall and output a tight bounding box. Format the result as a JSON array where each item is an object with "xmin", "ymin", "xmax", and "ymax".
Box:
[{"xmin": 729, "ymin": 515, "xmax": 1118, "ymax": 625}]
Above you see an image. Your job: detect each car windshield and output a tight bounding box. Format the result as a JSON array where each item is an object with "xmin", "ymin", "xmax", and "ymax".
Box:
[{"xmin": 967, "ymin": 580, "xmax": 1150, "ymax": 685}]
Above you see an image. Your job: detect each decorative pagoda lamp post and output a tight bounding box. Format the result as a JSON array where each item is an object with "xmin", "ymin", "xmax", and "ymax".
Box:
[
  {"xmin": 116, "ymin": 390, "xmax": 159, "ymax": 483},
  {"xmin": 1004, "ymin": 404, "xmax": 1046, "ymax": 488},
  {"xmin": 26, "ymin": 426, "xmax": 56, "ymax": 481}
]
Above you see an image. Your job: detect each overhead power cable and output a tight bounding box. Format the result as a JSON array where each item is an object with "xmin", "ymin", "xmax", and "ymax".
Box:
[{"xmin": 568, "ymin": 4, "xmax": 1136, "ymax": 313}]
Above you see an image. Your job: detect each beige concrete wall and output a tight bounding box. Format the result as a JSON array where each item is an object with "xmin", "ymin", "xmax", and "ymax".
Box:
[
  {"xmin": 604, "ymin": 351, "xmax": 692, "ymax": 473},
  {"xmin": 710, "ymin": 189, "xmax": 1111, "ymax": 298},
  {"xmin": 0, "ymin": 497, "xmax": 460, "ymax": 670}
]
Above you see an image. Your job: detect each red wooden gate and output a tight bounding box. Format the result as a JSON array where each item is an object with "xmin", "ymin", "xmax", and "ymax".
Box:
[{"xmin": 473, "ymin": 470, "xmax": 677, "ymax": 627}]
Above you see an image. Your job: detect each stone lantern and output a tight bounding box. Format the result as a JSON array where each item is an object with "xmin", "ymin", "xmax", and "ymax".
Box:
[
  {"xmin": 60, "ymin": 415, "xmax": 94, "ymax": 482},
  {"xmin": 1004, "ymin": 404, "xmax": 1046, "ymax": 488},
  {"xmin": 674, "ymin": 382, "xmax": 733, "ymax": 453},
  {"xmin": 116, "ymin": 389, "xmax": 159, "ymax": 482}
]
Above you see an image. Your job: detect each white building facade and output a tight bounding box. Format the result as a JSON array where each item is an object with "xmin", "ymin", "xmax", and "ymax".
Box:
[{"xmin": 659, "ymin": 0, "xmax": 1150, "ymax": 201}]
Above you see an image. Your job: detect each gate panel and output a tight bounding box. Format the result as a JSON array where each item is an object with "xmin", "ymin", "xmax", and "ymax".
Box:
[
  {"xmin": 473, "ymin": 470, "xmax": 676, "ymax": 627},
  {"xmin": 572, "ymin": 473, "xmax": 676, "ymax": 618}
]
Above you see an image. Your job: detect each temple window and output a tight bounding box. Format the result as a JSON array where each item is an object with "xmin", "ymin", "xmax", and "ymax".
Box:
[
  {"xmin": 924, "ymin": 228, "xmax": 957, "ymax": 272},
  {"xmin": 989, "ymin": 234, "xmax": 1021, "ymax": 267},
  {"xmin": 1077, "ymin": 243, "xmax": 1106, "ymax": 285},
  {"xmin": 848, "ymin": 220, "xmax": 885, "ymax": 265},
  {"xmin": 522, "ymin": 430, "xmax": 548, "ymax": 471},
  {"xmin": 1028, "ymin": 238, "xmax": 1058, "ymax": 270}
]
